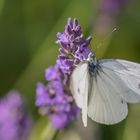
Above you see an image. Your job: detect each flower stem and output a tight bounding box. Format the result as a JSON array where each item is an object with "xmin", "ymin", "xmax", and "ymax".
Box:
[
  {"xmin": 52, "ymin": 130, "xmax": 60, "ymax": 140},
  {"xmin": 41, "ymin": 122, "xmax": 59, "ymax": 140}
]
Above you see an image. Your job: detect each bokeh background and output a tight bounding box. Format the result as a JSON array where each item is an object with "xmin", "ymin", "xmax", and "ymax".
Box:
[{"xmin": 0, "ymin": 0, "xmax": 140, "ymax": 140}]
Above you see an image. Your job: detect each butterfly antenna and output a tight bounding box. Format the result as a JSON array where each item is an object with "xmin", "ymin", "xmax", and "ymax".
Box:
[{"xmin": 95, "ymin": 28, "xmax": 117, "ymax": 50}]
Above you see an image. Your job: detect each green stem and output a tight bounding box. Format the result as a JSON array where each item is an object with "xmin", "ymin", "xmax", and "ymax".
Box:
[
  {"xmin": 41, "ymin": 123, "xmax": 57, "ymax": 140},
  {"xmin": 52, "ymin": 130, "xmax": 60, "ymax": 140}
]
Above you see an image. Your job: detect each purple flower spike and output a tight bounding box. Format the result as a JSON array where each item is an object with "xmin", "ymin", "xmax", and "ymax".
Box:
[
  {"xmin": 36, "ymin": 18, "xmax": 92, "ymax": 129},
  {"xmin": 75, "ymin": 46, "xmax": 92, "ymax": 61},
  {"xmin": 0, "ymin": 91, "xmax": 32, "ymax": 140},
  {"xmin": 57, "ymin": 58, "xmax": 74, "ymax": 74},
  {"xmin": 57, "ymin": 18, "xmax": 92, "ymax": 71},
  {"xmin": 45, "ymin": 65, "xmax": 62, "ymax": 81},
  {"xmin": 56, "ymin": 32, "xmax": 69, "ymax": 44},
  {"xmin": 36, "ymin": 83, "xmax": 49, "ymax": 106}
]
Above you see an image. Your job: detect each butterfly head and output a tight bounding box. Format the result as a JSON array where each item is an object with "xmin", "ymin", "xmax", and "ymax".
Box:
[
  {"xmin": 87, "ymin": 52, "xmax": 96, "ymax": 64},
  {"xmin": 87, "ymin": 52, "xmax": 99, "ymax": 76}
]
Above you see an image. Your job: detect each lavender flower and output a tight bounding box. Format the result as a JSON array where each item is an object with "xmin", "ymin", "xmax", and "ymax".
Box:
[
  {"xmin": 0, "ymin": 91, "xmax": 32, "ymax": 140},
  {"xmin": 57, "ymin": 18, "xmax": 92, "ymax": 74},
  {"xmin": 100, "ymin": 0, "xmax": 126, "ymax": 16},
  {"xmin": 36, "ymin": 18, "xmax": 92, "ymax": 129},
  {"xmin": 45, "ymin": 65, "xmax": 63, "ymax": 81}
]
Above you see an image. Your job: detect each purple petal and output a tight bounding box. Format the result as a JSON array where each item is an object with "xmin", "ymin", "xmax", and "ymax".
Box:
[
  {"xmin": 67, "ymin": 18, "xmax": 73, "ymax": 28},
  {"xmin": 65, "ymin": 25, "xmax": 73, "ymax": 35},
  {"xmin": 73, "ymin": 18, "xmax": 79, "ymax": 28},
  {"xmin": 45, "ymin": 65, "xmax": 61, "ymax": 81}
]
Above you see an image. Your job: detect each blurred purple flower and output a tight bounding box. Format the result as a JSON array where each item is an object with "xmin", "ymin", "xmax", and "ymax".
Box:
[
  {"xmin": 0, "ymin": 91, "xmax": 32, "ymax": 140},
  {"xmin": 36, "ymin": 81, "xmax": 64, "ymax": 106},
  {"xmin": 101, "ymin": 0, "xmax": 126, "ymax": 15},
  {"xmin": 94, "ymin": 0, "xmax": 127, "ymax": 34},
  {"xmin": 36, "ymin": 18, "xmax": 92, "ymax": 129},
  {"xmin": 36, "ymin": 81, "xmax": 78, "ymax": 129},
  {"xmin": 51, "ymin": 114, "xmax": 68, "ymax": 129},
  {"xmin": 45, "ymin": 65, "xmax": 62, "ymax": 81}
]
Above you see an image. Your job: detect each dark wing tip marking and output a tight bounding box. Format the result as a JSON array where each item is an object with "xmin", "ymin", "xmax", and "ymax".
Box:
[{"xmin": 121, "ymin": 99, "xmax": 124, "ymax": 104}]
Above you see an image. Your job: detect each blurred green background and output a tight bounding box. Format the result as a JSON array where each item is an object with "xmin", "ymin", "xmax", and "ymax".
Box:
[{"xmin": 0, "ymin": 0, "xmax": 140, "ymax": 140}]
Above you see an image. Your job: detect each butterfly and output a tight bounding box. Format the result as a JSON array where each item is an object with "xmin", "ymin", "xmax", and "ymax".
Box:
[{"xmin": 70, "ymin": 53, "xmax": 140, "ymax": 127}]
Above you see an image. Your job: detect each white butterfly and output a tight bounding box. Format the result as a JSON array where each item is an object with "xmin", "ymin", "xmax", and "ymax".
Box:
[{"xmin": 70, "ymin": 53, "xmax": 140, "ymax": 127}]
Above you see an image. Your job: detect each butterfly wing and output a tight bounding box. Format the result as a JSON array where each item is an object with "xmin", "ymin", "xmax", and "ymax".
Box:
[
  {"xmin": 71, "ymin": 59, "xmax": 140, "ymax": 125},
  {"xmin": 99, "ymin": 59, "xmax": 140, "ymax": 103},
  {"xmin": 88, "ymin": 59, "xmax": 140, "ymax": 125},
  {"xmin": 88, "ymin": 68, "xmax": 128, "ymax": 124},
  {"xmin": 70, "ymin": 63, "xmax": 89, "ymax": 127}
]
